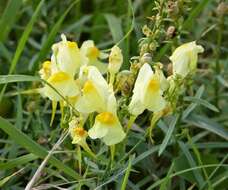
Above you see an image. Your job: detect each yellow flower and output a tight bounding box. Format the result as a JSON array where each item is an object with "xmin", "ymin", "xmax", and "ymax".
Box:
[
  {"xmin": 88, "ymin": 111, "xmax": 126, "ymax": 145},
  {"xmin": 170, "ymin": 41, "xmax": 204, "ymax": 77},
  {"xmin": 43, "ymin": 71, "xmax": 79, "ymax": 101},
  {"xmin": 80, "ymin": 40, "xmax": 108, "ymax": 73},
  {"xmin": 75, "ymin": 66, "xmax": 110, "ymax": 113},
  {"xmin": 51, "ymin": 34, "xmax": 82, "ymax": 77},
  {"xmin": 129, "ymin": 63, "xmax": 167, "ymax": 116},
  {"xmin": 108, "ymin": 45, "xmax": 123, "ymax": 74},
  {"xmin": 69, "ymin": 118, "xmax": 88, "ymax": 146},
  {"xmin": 39, "ymin": 60, "xmax": 52, "ymax": 80}
]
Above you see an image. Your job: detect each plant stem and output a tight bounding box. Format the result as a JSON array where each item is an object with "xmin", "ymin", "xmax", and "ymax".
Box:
[{"xmin": 214, "ymin": 14, "xmax": 224, "ymax": 107}]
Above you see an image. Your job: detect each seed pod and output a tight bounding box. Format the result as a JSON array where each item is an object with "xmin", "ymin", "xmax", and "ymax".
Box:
[
  {"xmin": 140, "ymin": 53, "xmax": 152, "ymax": 64},
  {"xmin": 116, "ymin": 70, "xmax": 135, "ymax": 96},
  {"xmin": 166, "ymin": 26, "xmax": 176, "ymax": 39},
  {"xmin": 216, "ymin": 2, "xmax": 228, "ymax": 16}
]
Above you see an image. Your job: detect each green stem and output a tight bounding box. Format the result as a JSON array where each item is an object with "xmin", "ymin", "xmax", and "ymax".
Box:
[
  {"xmin": 214, "ymin": 15, "xmax": 224, "ymax": 107},
  {"xmin": 126, "ymin": 115, "xmax": 136, "ymax": 134},
  {"xmin": 110, "ymin": 145, "xmax": 115, "ymax": 168}
]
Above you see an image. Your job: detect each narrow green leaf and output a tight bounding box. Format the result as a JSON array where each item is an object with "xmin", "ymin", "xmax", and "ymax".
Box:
[
  {"xmin": 105, "ymin": 14, "xmax": 124, "ymax": 45},
  {"xmin": 0, "ymin": 75, "xmax": 40, "ymax": 84},
  {"xmin": 184, "ymin": 96, "xmax": 219, "ymax": 112},
  {"xmin": 159, "ymin": 114, "xmax": 179, "ymax": 156},
  {"xmin": 159, "ymin": 162, "xmax": 174, "ymax": 190},
  {"xmin": 121, "ymin": 156, "xmax": 133, "ymax": 190},
  {"xmin": 182, "ymin": 85, "xmax": 205, "ymax": 119},
  {"xmin": 9, "ymin": 0, "xmax": 45, "ymax": 74},
  {"xmin": 185, "ymin": 114, "xmax": 228, "ymax": 140},
  {"xmin": 0, "ymin": 0, "xmax": 45, "ymax": 102},
  {"xmin": 0, "ymin": 153, "xmax": 37, "ymax": 170},
  {"xmin": 0, "ymin": 0, "xmax": 23, "ymax": 42},
  {"xmin": 0, "ymin": 116, "xmax": 81, "ymax": 179},
  {"xmin": 217, "ymin": 75, "xmax": 228, "ymax": 88},
  {"xmin": 0, "ymin": 168, "xmax": 24, "ymax": 187},
  {"xmin": 178, "ymin": 141, "xmax": 205, "ymax": 188},
  {"xmin": 182, "ymin": 0, "xmax": 211, "ymax": 30}
]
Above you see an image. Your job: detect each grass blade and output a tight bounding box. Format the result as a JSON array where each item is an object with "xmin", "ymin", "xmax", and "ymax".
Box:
[
  {"xmin": 0, "ymin": 154, "xmax": 37, "ymax": 170},
  {"xmin": 158, "ymin": 114, "xmax": 179, "ymax": 156},
  {"xmin": 121, "ymin": 156, "xmax": 133, "ymax": 190},
  {"xmin": 178, "ymin": 141, "xmax": 205, "ymax": 188},
  {"xmin": 0, "ymin": 0, "xmax": 45, "ymax": 101},
  {"xmin": 0, "ymin": 116, "xmax": 81, "ymax": 180},
  {"xmin": 0, "ymin": 0, "xmax": 23, "ymax": 42},
  {"xmin": 0, "ymin": 75, "xmax": 40, "ymax": 84},
  {"xmin": 185, "ymin": 114, "xmax": 228, "ymax": 140},
  {"xmin": 182, "ymin": 85, "xmax": 205, "ymax": 119},
  {"xmin": 105, "ymin": 14, "xmax": 124, "ymax": 45},
  {"xmin": 184, "ymin": 96, "xmax": 219, "ymax": 112}
]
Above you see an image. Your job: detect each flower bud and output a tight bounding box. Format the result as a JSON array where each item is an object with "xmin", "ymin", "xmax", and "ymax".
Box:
[{"xmin": 108, "ymin": 45, "xmax": 123, "ymax": 74}]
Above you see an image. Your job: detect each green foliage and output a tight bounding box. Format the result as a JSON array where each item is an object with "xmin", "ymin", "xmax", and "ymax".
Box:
[{"xmin": 0, "ymin": 0, "xmax": 227, "ymax": 189}]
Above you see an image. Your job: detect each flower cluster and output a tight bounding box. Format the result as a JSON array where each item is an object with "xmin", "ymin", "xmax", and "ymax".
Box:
[{"xmin": 37, "ymin": 34, "xmax": 204, "ymax": 153}]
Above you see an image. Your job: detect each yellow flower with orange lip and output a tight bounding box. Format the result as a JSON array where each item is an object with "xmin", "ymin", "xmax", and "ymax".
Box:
[
  {"xmin": 75, "ymin": 66, "xmax": 110, "ymax": 113},
  {"xmin": 39, "ymin": 61, "xmax": 52, "ymax": 80},
  {"xmin": 88, "ymin": 111, "xmax": 126, "ymax": 146},
  {"xmin": 170, "ymin": 41, "xmax": 204, "ymax": 77},
  {"xmin": 51, "ymin": 34, "xmax": 82, "ymax": 77},
  {"xmin": 129, "ymin": 63, "xmax": 167, "ymax": 116},
  {"xmin": 80, "ymin": 40, "xmax": 108, "ymax": 73},
  {"xmin": 43, "ymin": 71, "xmax": 79, "ymax": 101},
  {"xmin": 69, "ymin": 117, "xmax": 96, "ymax": 157},
  {"xmin": 69, "ymin": 118, "xmax": 88, "ymax": 146}
]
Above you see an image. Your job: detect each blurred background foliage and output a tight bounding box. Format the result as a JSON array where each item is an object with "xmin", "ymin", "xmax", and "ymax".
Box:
[{"xmin": 0, "ymin": 0, "xmax": 227, "ymax": 189}]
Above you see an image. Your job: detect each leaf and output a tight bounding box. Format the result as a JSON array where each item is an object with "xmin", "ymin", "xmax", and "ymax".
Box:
[
  {"xmin": 158, "ymin": 114, "xmax": 179, "ymax": 156},
  {"xmin": 182, "ymin": 85, "xmax": 205, "ymax": 119},
  {"xmin": 0, "ymin": 0, "xmax": 23, "ymax": 42},
  {"xmin": 217, "ymin": 75, "xmax": 228, "ymax": 88},
  {"xmin": 0, "ymin": 168, "xmax": 24, "ymax": 187},
  {"xmin": 0, "ymin": 154, "xmax": 37, "ymax": 170},
  {"xmin": 184, "ymin": 96, "xmax": 219, "ymax": 112},
  {"xmin": 104, "ymin": 14, "xmax": 124, "ymax": 45},
  {"xmin": 159, "ymin": 162, "xmax": 174, "ymax": 190},
  {"xmin": 0, "ymin": 0, "xmax": 45, "ymax": 102},
  {"xmin": 178, "ymin": 141, "xmax": 205, "ymax": 188},
  {"xmin": 182, "ymin": 0, "xmax": 211, "ymax": 30},
  {"xmin": 185, "ymin": 114, "xmax": 228, "ymax": 140},
  {"xmin": 0, "ymin": 75, "xmax": 40, "ymax": 84},
  {"xmin": 121, "ymin": 156, "xmax": 133, "ymax": 190},
  {"xmin": 0, "ymin": 116, "xmax": 81, "ymax": 180}
]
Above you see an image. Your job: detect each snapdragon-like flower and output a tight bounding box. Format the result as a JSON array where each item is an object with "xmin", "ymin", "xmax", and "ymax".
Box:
[
  {"xmin": 108, "ymin": 45, "xmax": 123, "ymax": 75},
  {"xmin": 39, "ymin": 60, "xmax": 52, "ymax": 80},
  {"xmin": 43, "ymin": 71, "xmax": 79, "ymax": 101},
  {"xmin": 80, "ymin": 40, "xmax": 108, "ymax": 73},
  {"xmin": 75, "ymin": 66, "xmax": 126, "ymax": 145},
  {"xmin": 69, "ymin": 118, "xmax": 88, "ymax": 146},
  {"xmin": 129, "ymin": 63, "xmax": 167, "ymax": 116},
  {"xmin": 170, "ymin": 41, "xmax": 204, "ymax": 77},
  {"xmin": 75, "ymin": 66, "xmax": 110, "ymax": 113},
  {"xmin": 88, "ymin": 90, "xmax": 126, "ymax": 145},
  {"xmin": 51, "ymin": 34, "xmax": 82, "ymax": 77}
]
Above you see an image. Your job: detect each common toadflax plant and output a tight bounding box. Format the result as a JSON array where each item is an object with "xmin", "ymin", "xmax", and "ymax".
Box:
[{"xmin": 36, "ymin": 33, "xmax": 204, "ymax": 157}]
